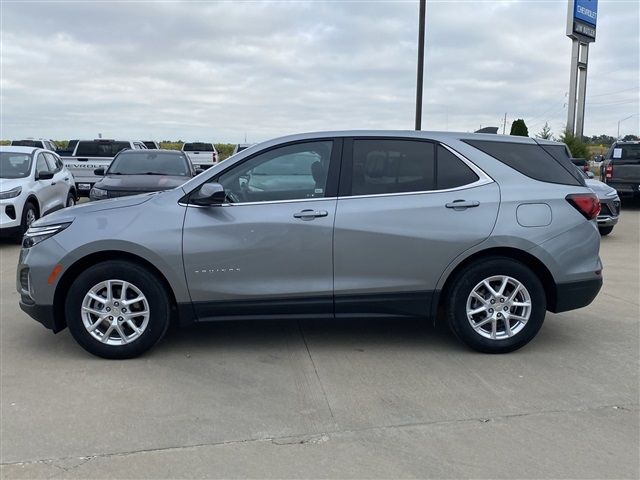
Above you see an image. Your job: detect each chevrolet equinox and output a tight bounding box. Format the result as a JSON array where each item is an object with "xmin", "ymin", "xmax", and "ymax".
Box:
[{"xmin": 17, "ymin": 131, "xmax": 603, "ymax": 358}]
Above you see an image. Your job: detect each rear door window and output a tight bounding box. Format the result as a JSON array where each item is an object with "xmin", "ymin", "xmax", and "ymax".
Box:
[
  {"xmin": 436, "ymin": 146, "xmax": 479, "ymax": 189},
  {"xmin": 350, "ymin": 139, "xmax": 435, "ymax": 195},
  {"xmin": 465, "ymin": 140, "xmax": 583, "ymax": 186}
]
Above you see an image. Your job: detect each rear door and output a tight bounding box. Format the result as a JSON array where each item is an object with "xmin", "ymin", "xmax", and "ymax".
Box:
[
  {"xmin": 182, "ymin": 139, "xmax": 341, "ymax": 321},
  {"xmin": 333, "ymin": 138, "xmax": 500, "ymax": 318}
]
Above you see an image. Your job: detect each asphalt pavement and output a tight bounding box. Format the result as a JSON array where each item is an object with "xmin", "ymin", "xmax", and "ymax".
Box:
[{"xmin": 1, "ymin": 200, "xmax": 638, "ymax": 479}]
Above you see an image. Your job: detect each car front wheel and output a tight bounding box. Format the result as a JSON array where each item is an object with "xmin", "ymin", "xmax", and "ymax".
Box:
[
  {"xmin": 65, "ymin": 261, "xmax": 171, "ymax": 359},
  {"xmin": 446, "ymin": 257, "xmax": 546, "ymax": 353},
  {"xmin": 598, "ymin": 226, "xmax": 614, "ymax": 236}
]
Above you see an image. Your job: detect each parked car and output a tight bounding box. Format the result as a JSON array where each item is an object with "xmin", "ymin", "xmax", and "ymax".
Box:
[
  {"xmin": 1, "ymin": 146, "xmax": 76, "ymax": 242},
  {"xmin": 182, "ymin": 142, "xmax": 218, "ymax": 170},
  {"xmin": 602, "ymin": 141, "xmax": 640, "ymax": 198},
  {"xmin": 62, "ymin": 139, "xmax": 147, "ymax": 196},
  {"xmin": 17, "ymin": 131, "xmax": 602, "ymax": 359},
  {"xmin": 90, "ymin": 150, "xmax": 196, "ymax": 201},
  {"xmin": 570, "ymin": 157, "xmax": 589, "ymax": 172},
  {"xmin": 11, "ymin": 139, "xmax": 58, "ymax": 152},
  {"xmin": 142, "ymin": 141, "xmax": 160, "ymax": 149},
  {"xmin": 581, "ymin": 170, "xmax": 620, "ymax": 236}
]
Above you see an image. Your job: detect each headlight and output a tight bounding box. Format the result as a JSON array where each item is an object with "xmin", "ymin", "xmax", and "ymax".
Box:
[
  {"xmin": 22, "ymin": 222, "xmax": 72, "ymax": 248},
  {"xmin": 0, "ymin": 186, "xmax": 22, "ymax": 199},
  {"xmin": 90, "ymin": 187, "xmax": 108, "ymax": 199}
]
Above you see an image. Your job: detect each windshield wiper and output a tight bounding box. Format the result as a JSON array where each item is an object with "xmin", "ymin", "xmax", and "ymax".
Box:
[{"xmin": 142, "ymin": 172, "xmax": 166, "ymax": 175}]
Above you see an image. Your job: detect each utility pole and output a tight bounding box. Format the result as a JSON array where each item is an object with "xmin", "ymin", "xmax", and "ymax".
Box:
[
  {"xmin": 415, "ymin": 0, "xmax": 426, "ymax": 130},
  {"xmin": 502, "ymin": 113, "xmax": 507, "ymax": 134}
]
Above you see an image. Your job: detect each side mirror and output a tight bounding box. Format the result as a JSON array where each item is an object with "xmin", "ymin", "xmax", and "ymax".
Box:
[
  {"xmin": 94, "ymin": 168, "xmax": 105, "ymax": 176},
  {"xmin": 195, "ymin": 168, "xmax": 205, "ymax": 175},
  {"xmin": 37, "ymin": 171, "xmax": 54, "ymax": 180},
  {"xmin": 191, "ymin": 182, "xmax": 226, "ymax": 206},
  {"xmin": 586, "ymin": 171, "xmax": 595, "ymax": 179}
]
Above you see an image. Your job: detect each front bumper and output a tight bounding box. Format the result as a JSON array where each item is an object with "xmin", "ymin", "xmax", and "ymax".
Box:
[
  {"xmin": 597, "ymin": 198, "xmax": 620, "ymax": 227},
  {"xmin": 0, "ymin": 197, "xmax": 23, "ymax": 230},
  {"xmin": 550, "ymin": 277, "xmax": 603, "ymax": 313},
  {"xmin": 19, "ymin": 300, "xmax": 63, "ymax": 332}
]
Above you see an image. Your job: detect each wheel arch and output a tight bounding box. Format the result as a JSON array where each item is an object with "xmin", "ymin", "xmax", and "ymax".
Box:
[
  {"xmin": 434, "ymin": 247, "xmax": 557, "ymax": 319},
  {"xmin": 53, "ymin": 250, "xmax": 189, "ymax": 332},
  {"xmin": 24, "ymin": 195, "xmax": 41, "ymax": 216}
]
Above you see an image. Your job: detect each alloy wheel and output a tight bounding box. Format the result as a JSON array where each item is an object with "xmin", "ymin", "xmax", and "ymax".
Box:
[
  {"xmin": 466, "ymin": 275, "xmax": 532, "ymax": 340},
  {"xmin": 80, "ymin": 280, "xmax": 150, "ymax": 345}
]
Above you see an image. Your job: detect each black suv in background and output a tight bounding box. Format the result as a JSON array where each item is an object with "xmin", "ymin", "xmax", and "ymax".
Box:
[{"xmin": 602, "ymin": 141, "xmax": 640, "ymax": 198}]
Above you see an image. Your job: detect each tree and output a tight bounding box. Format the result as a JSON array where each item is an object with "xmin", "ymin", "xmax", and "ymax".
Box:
[
  {"xmin": 536, "ymin": 122, "xmax": 553, "ymax": 140},
  {"xmin": 622, "ymin": 134, "xmax": 639, "ymax": 142},
  {"xmin": 510, "ymin": 119, "xmax": 529, "ymax": 137},
  {"xmin": 559, "ymin": 129, "xmax": 589, "ymax": 159}
]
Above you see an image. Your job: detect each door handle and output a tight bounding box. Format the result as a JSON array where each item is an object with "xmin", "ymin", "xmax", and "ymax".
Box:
[
  {"xmin": 293, "ymin": 209, "xmax": 328, "ymax": 220},
  {"xmin": 51, "ymin": 182, "xmax": 57, "ymax": 186},
  {"xmin": 445, "ymin": 200, "xmax": 480, "ymax": 210}
]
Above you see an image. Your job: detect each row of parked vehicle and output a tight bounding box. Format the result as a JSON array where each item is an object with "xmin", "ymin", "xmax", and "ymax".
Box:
[{"xmin": 0, "ymin": 139, "xmax": 251, "ymax": 241}]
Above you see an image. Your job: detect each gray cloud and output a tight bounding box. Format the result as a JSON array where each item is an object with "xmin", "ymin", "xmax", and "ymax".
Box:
[{"xmin": 1, "ymin": 0, "xmax": 638, "ymax": 143}]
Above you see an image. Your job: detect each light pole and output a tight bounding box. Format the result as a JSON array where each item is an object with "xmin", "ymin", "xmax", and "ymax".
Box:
[
  {"xmin": 415, "ymin": 0, "xmax": 426, "ymax": 130},
  {"xmin": 617, "ymin": 114, "xmax": 637, "ymax": 139}
]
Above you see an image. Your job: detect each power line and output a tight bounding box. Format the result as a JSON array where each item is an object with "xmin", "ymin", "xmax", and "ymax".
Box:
[{"xmin": 587, "ymin": 87, "xmax": 639, "ymax": 98}]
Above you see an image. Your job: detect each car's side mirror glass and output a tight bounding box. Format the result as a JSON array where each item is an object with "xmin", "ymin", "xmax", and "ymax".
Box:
[
  {"xmin": 191, "ymin": 182, "xmax": 226, "ymax": 206},
  {"xmin": 37, "ymin": 171, "xmax": 54, "ymax": 180},
  {"xmin": 94, "ymin": 168, "xmax": 105, "ymax": 176}
]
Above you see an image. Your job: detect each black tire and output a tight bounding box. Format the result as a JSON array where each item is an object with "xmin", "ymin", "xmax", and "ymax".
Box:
[
  {"xmin": 65, "ymin": 260, "xmax": 171, "ymax": 359},
  {"xmin": 66, "ymin": 191, "xmax": 76, "ymax": 207},
  {"xmin": 16, "ymin": 201, "xmax": 38, "ymax": 243},
  {"xmin": 446, "ymin": 257, "xmax": 546, "ymax": 354},
  {"xmin": 598, "ymin": 226, "xmax": 614, "ymax": 236}
]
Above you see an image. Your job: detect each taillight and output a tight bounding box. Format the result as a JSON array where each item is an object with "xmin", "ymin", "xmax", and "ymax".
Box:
[
  {"xmin": 605, "ymin": 164, "xmax": 613, "ymax": 180},
  {"xmin": 566, "ymin": 193, "xmax": 600, "ymax": 220}
]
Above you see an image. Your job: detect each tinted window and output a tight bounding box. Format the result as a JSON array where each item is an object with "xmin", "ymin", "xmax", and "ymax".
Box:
[
  {"xmin": 218, "ymin": 141, "xmax": 332, "ymax": 203},
  {"xmin": 436, "ymin": 146, "xmax": 479, "ymax": 189},
  {"xmin": 12, "ymin": 140, "xmax": 43, "ymax": 148},
  {"xmin": 465, "ymin": 140, "xmax": 583, "ymax": 186},
  {"xmin": 0, "ymin": 153, "xmax": 32, "ymax": 179},
  {"xmin": 183, "ymin": 143, "xmax": 214, "ymax": 152},
  {"xmin": 108, "ymin": 152, "xmax": 191, "ymax": 176},
  {"xmin": 143, "ymin": 141, "xmax": 158, "ymax": 149},
  {"xmin": 351, "ymin": 139, "xmax": 435, "ymax": 195},
  {"xmin": 608, "ymin": 144, "xmax": 640, "ymax": 164},
  {"xmin": 75, "ymin": 141, "xmax": 131, "ymax": 157}
]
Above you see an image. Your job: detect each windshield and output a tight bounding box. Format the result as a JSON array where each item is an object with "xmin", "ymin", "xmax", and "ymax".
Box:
[
  {"xmin": 108, "ymin": 151, "xmax": 191, "ymax": 176},
  {"xmin": 183, "ymin": 143, "xmax": 214, "ymax": 152},
  {"xmin": 1, "ymin": 152, "xmax": 33, "ymax": 178},
  {"xmin": 11, "ymin": 140, "xmax": 42, "ymax": 148},
  {"xmin": 76, "ymin": 141, "xmax": 131, "ymax": 157}
]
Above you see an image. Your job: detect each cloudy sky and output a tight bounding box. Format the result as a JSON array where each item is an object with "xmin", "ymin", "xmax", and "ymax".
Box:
[{"xmin": 1, "ymin": 0, "xmax": 638, "ymax": 143}]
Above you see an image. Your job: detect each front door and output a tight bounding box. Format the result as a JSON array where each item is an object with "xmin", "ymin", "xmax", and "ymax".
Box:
[{"xmin": 182, "ymin": 139, "xmax": 340, "ymax": 321}]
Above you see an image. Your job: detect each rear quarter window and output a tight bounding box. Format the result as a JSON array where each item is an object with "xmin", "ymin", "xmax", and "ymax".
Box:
[{"xmin": 464, "ymin": 140, "xmax": 583, "ymax": 186}]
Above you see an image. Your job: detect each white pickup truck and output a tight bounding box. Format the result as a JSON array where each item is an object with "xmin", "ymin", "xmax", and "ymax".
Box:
[
  {"xmin": 62, "ymin": 139, "xmax": 147, "ymax": 196},
  {"xmin": 181, "ymin": 142, "xmax": 218, "ymax": 170}
]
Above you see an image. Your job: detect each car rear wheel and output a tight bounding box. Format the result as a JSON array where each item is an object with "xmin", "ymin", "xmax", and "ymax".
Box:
[
  {"xmin": 446, "ymin": 257, "xmax": 546, "ymax": 353},
  {"xmin": 65, "ymin": 261, "xmax": 171, "ymax": 359},
  {"xmin": 598, "ymin": 226, "xmax": 614, "ymax": 236}
]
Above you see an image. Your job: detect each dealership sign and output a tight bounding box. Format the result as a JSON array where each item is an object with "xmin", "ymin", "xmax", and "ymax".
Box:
[{"xmin": 567, "ymin": 0, "xmax": 597, "ymax": 42}]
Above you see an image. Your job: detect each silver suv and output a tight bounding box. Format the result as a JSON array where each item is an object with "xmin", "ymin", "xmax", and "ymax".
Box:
[{"xmin": 17, "ymin": 131, "xmax": 603, "ymax": 358}]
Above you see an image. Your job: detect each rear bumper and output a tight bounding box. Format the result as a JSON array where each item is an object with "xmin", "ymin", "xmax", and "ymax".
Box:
[
  {"xmin": 606, "ymin": 182, "xmax": 639, "ymax": 196},
  {"xmin": 549, "ymin": 277, "xmax": 603, "ymax": 313}
]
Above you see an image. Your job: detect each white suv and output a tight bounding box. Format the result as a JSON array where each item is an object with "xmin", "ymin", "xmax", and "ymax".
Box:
[{"xmin": 1, "ymin": 146, "xmax": 77, "ymax": 241}]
